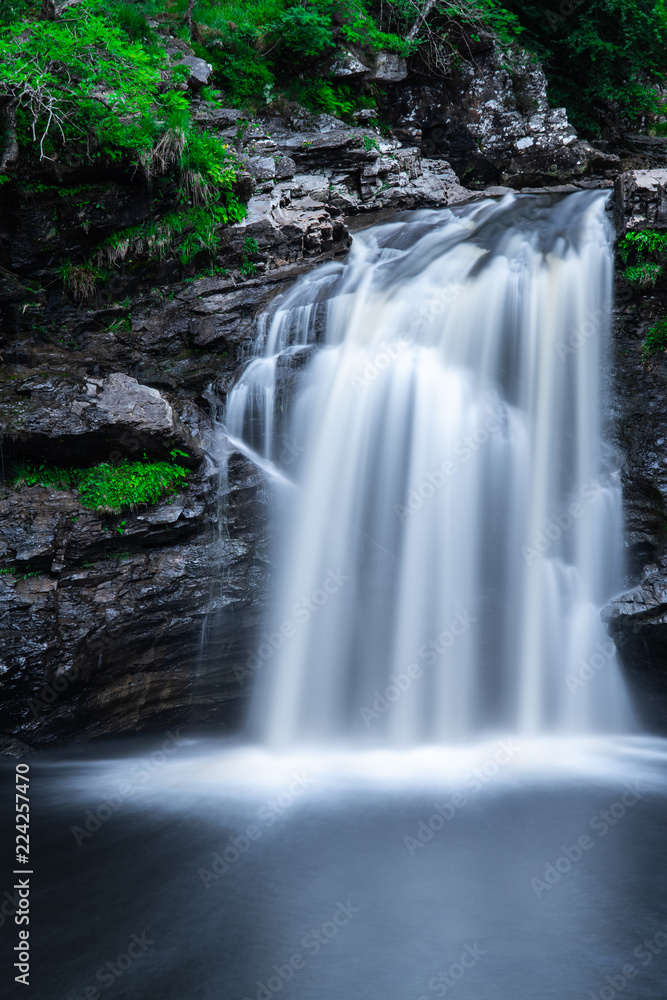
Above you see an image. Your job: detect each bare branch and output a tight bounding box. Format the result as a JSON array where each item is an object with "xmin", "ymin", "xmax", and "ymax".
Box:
[
  {"xmin": 185, "ymin": 0, "xmax": 196, "ymax": 36},
  {"xmin": 407, "ymin": 0, "xmax": 437, "ymax": 41}
]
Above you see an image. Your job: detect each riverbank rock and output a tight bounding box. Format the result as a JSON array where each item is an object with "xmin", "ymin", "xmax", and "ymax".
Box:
[
  {"xmin": 615, "ymin": 169, "xmax": 667, "ymax": 233},
  {"xmin": 0, "ymin": 371, "xmax": 204, "ymax": 466},
  {"xmin": 0, "ymin": 452, "xmax": 271, "ymax": 745},
  {"xmin": 606, "ymin": 185, "xmax": 667, "ymax": 730},
  {"xmin": 378, "ymin": 46, "xmax": 619, "ymax": 188},
  {"xmin": 603, "ymin": 564, "xmax": 667, "ymax": 732}
]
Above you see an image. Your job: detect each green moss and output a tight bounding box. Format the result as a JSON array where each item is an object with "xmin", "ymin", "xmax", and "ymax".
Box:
[
  {"xmin": 12, "ymin": 457, "xmax": 189, "ymax": 513},
  {"xmin": 1, "ymin": 0, "xmax": 246, "ymax": 293}
]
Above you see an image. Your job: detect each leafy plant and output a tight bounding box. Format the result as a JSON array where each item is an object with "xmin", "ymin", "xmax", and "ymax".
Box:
[
  {"xmin": 12, "ymin": 458, "xmax": 189, "ymax": 513},
  {"xmin": 619, "ymin": 229, "xmax": 667, "ymax": 263},
  {"xmin": 190, "ymin": 0, "xmax": 415, "ymax": 114},
  {"xmin": 643, "ymin": 317, "xmax": 667, "ymax": 356},
  {"xmin": 619, "ymin": 229, "xmax": 667, "ymax": 287},
  {"xmin": 624, "ymin": 263, "xmax": 663, "ymax": 288},
  {"xmin": 0, "ymin": 0, "xmax": 242, "ymax": 225},
  {"xmin": 240, "ymin": 234, "xmax": 260, "ymax": 276},
  {"xmin": 500, "ymin": 0, "xmax": 667, "ymax": 135}
]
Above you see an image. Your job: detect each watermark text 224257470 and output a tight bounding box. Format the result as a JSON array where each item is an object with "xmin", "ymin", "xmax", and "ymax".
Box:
[{"xmin": 14, "ymin": 762, "xmax": 31, "ymax": 986}]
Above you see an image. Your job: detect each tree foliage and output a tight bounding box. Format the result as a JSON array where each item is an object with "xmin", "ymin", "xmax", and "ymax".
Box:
[
  {"xmin": 0, "ymin": 0, "xmax": 239, "ymax": 194},
  {"xmin": 500, "ymin": 0, "xmax": 667, "ymax": 134}
]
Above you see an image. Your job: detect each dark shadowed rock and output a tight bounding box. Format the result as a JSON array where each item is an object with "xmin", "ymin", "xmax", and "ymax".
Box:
[
  {"xmin": 0, "ymin": 371, "xmax": 205, "ymax": 466},
  {"xmin": 0, "ymin": 452, "xmax": 271, "ymax": 745},
  {"xmin": 615, "ymin": 169, "xmax": 667, "ymax": 233}
]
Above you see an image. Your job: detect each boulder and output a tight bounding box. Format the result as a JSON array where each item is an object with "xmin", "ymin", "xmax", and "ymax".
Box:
[
  {"xmin": 369, "ymin": 51, "xmax": 408, "ymax": 82},
  {"xmin": 603, "ymin": 564, "xmax": 667, "ymax": 733},
  {"xmin": 615, "ymin": 169, "xmax": 667, "ymax": 233},
  {"xmin": 0, "ymin": 454, "xmax": 271, "ymax": 745},
  {"xmin": 331, "ymin": 50, "xmax": 370, "ymax": 78},
  {"xmin": 182, "ymin": 55, "xmax": 213, "ymax": 89},
  {"xmin": 0, "ymin": 372, "xmax": 204, "ymax": 466}
]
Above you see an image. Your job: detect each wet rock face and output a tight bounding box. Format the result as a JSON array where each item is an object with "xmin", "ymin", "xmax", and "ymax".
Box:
[
  {"xmin": 0, "ymin": 371, "xmax": 203, "ymax": 467},
  {"xmin": 604, "ymin": 169, "xmax": 667, "ymax": 729},
  {"xmin": 0, "ymin": 453, "xmax": 271, "ymax": 745},
  {"xmin": 615, "ymin": 169, "xmax": 667, "ymax": 232},
  {"xmin": 604, "ymin": 567, "xmax": 667, "ymax": 733}
]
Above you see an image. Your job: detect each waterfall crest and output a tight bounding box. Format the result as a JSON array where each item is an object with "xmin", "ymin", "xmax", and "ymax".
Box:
[{"xmin": 221, "ymin": 192, "xmax": 632, "ymax": 747}]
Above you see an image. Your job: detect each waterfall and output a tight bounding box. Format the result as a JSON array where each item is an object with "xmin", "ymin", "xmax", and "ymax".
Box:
[{"xmin": 219, "ymin": 192, "xmax": 632, "ymax": 747}]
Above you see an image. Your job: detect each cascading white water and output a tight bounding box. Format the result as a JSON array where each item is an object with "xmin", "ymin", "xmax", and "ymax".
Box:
[{"xmin": 220, "ymin": 192, "xmax": 632, "ymax": 747}]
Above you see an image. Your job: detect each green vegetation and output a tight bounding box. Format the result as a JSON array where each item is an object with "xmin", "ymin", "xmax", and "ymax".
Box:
[
  {"xmin": 95, "ymin": 200, "xmax": 244, "ymax": 270},
  {"xmin": 12, "ymin": 456, "xmax": 189, "ymax": 512},
  {"xmin": 502, "ymin": 0, "xmax": 667, "ymax": 135},
  {"xmin": 57, "ymin": 260, "xmax": 102, "ymax": 303},
  {"xmin": 643, "ymin": 317, "xmax": 667, "ymax": 355},
  {"xmin": 0, "ymin": 0, "xmax": 245, "ymax": 289},
  {"xmin": 0, "ymin": 1, "xmax": 219, "ymax": 175},
  {"xmin": 189, "ymin": 0, "xmax": 418, "ymax": 113},
  {"xmin": 187, "ymin": 0, "xmax": 667, "ymax": 134},
  {"xmin": 1, "ymin": 0, "xmax": 666, "ymax": 207},
  {"xmin": 619, "ymin": 230, "xmax": 667, "ymax": 287},
  {"xmin": 240, "ymin": 235, "xmax": 260, "ymax": 276}
]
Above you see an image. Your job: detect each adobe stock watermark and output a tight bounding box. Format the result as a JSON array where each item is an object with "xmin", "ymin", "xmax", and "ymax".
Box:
[
  {"xmin": 0, "ymin": 886, "xmax": 18, "ymax": 928},
  {"xmin": 556, "ymin": 302, "xmax": 613, "ymax": 362},
  {"xmin": 70, "ymin": 730, "xmax": 187, "ymax": 846},
  {"xmin": 404, "ymin": 740, "xmax": 521, "ymax": 856},
  {"xmin": 197, "ymin": 771, "xmax": 315, "ymax": 888},
  {"xmin": 417, "ymin": 943, "xmax": 486, "ymax": 999},
  {"xmin": 241, "ymin": 901, "xmax": 360, "ymax": 1000},
  {"xmin": 531, "ymin": 782, "xmax": 646, "ymax": 898},
  {"xmin": 394, "ymin": 408, "xmax": 504, "ymax": 524},
  {"xmin": 407, "ymin": 279, "xmax": 463, "ymax": 339},
  {"xmin": 545, "ymin": 0, "xmax": 588, "ymax": 31},
  {"xmin": 590, "ymin": 920, "xmax": 667, "ymax": 1000},
  {"xmin": 521, "ymin": 476, "xmax": 609, "ymax": 566},
  {"xmin": 234, "ymin": 568, "xmax": 350, "ymax": 686},
  {"xmin": 278, "ymin": 436, "xmax": 306, "ymax": 468},
  {"xmin": 351, "ymin": 340, "xmax": 409, "ymax": 394},
  {"xmin": 565, "ymin": 638, "xmax": 616, "ymax": 694},
  {"xmin": 65, "ymin": 932, "xmax": 155, "ymax": 1000},
  {"xmin": 359, "ymin": 611, "xmax": 477, "ymax": 728}
]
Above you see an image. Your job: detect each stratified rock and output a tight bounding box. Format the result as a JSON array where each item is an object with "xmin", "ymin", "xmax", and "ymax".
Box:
[
  {"xmin": 245, "ymin": 155, "xmax": 277, "ymax": 181},
  {"xmin": 603, "ymin": 564, "xmax": 667, "ymax": 732},
  {"xmin": 0, "ymin": 453, "xmax": 271, "ymax": 744},
  {"xmin": 0, "ymin": 371, "xmax": 204, "ymax": 466},
  {"xmin": 382, "ymin": 45, "xmax": 618, "ymax": 188},
  {"xmin": 615, "ymin": 169, "xmax": 667, "ymax": 233},
  {"xmin": 604, "ymin": 183, "xmax": 667, "ymax": 729}
]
